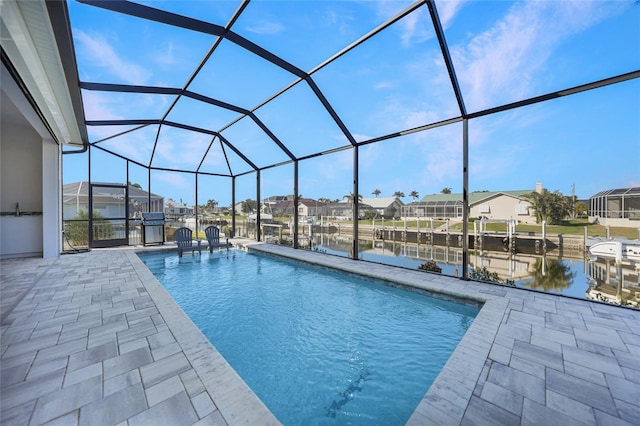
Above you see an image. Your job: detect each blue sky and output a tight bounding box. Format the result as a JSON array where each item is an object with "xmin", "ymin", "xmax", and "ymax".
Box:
[{"xmin": 64, "ymin": 0, "xmax": 640, "ymax": 207}]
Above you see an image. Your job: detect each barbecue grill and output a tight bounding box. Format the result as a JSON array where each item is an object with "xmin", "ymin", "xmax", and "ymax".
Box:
[{"xmin": 141, "ymin": 212, "xmax": 165, "ymax": 245}]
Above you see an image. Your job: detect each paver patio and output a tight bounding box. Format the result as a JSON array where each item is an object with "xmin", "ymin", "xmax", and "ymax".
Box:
[{"xmin": 1, "ymin": 243, "xmax": 639, "ymax": 425}]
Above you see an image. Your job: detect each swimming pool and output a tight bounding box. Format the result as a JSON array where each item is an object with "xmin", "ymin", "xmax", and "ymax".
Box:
[{"xmin": 139, "ymin": 249, "xmax": 479, "ymax": 424}]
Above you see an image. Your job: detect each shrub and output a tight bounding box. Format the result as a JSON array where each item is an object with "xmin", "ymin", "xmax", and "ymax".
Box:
[
  {"xmin": 469, "ymin": 266, "xmax": 515, "ymax": 286},
  {"xmin": 418, "ymin": 260, "xmax": 442, "ymax": 273},
  {"xmin": 65, "ymin": 210, "xmax": 112, "ymax": 246}
]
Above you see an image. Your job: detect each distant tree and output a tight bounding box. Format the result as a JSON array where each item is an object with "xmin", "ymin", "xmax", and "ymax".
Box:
[
  {"xmin": 372, "ymin": 189, "xmax": 381, "ymax": 198},
  {"xmin": 574, "ymin": 201, "xmax": 588, "ymax": 218},
  {"xmin": 364, "ymin": 210, "xmax": 376, "ymax": 220},
  {"xmin": 567, "ymin": 191, "xmax": 585, "ymax": 219},
  {"xmin": 393, "ymin": 191, "xmax": 405, "ymax": 198},
  {"xmin": 241, "ymin": 199, "xmax": 256, "ymax": 214},
  {"xmin": 410, "ymin": 190, "xmax": 419, "ymax": 201},
  {"xmin": 318, "ymin": 197, "xmax": 332, "ymax": 204},
  {"xmin": 206, "ymin": 199, "xmax": 218, "ymax": 212},
  {"xmin": 527, "ymin": 189, "xmax": 570, "ymax": 225},
  {"xmin": 343, "ymin": 192, "xmax": 363, "ymax": 207},
  {"xmin": 128, "ymin": 181, "xmax": 142, "ymax": 188},
  {"xmin": 441, "ymin": 187, "xmax": 452, "ymax": 194}
]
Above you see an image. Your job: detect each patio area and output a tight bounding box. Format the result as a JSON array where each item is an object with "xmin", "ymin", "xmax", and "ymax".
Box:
[{"xmin": 2, "ymin": 243, "xmax": 639, "ymax": 425}]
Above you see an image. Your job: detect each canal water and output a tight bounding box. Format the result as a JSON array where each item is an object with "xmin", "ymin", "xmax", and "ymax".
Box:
[{"xmin": 300, "ymin": 235, "xmax": 639, "ymax": 308}]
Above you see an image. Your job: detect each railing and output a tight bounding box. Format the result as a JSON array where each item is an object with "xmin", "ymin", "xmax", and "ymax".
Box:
[{"xmin": 62, "ymin": 219, "xmax": 143, "ymax": 250}]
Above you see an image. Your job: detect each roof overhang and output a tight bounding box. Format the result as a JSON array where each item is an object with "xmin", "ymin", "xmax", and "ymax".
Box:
[{"xmin": 1, "ymin": 0, "xmax": 87, "ymax": 148}]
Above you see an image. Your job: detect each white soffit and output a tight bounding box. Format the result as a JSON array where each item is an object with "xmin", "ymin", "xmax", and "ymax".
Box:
[{"xmin": 0, "ymin": 0, "xmax": 83, "ymax": 146}]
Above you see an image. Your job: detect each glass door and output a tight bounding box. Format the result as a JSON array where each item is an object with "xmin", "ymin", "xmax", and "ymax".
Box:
[{"xmin": 89, "ymin": 184, "xmax": 128, "ymax": 248}]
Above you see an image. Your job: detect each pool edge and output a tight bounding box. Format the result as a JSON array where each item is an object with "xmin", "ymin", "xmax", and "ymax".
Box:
[{"xmin": 126, "ymin": 250, "xmax": 281, "ymax": 425}]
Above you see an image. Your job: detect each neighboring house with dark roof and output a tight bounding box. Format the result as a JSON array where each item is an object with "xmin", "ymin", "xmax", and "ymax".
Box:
[
  {"xmin": 262, "ymin": 198, "xmax": 327, "ymax": 218},
  {"xmin": 402, "ymin": 184, "xmax": 541, "ymax": 223},
  {"xmin": 589, "ymin": 187, "xmax": 640, "ymax": 227},
  {"xmin": 164, "ymin": 198, "xmax": 194, "ymax": 216},
  {"xmin": 262, "ymin": 194, "xmax": 292, "ymax": 213},
  {"xmin": 62, "ymin": 181, "xmax": 164, "ymax": 220}
]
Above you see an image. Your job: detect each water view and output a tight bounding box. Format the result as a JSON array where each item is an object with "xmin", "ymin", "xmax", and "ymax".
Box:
[{"xmin": 284, "ymin": 233, "xmax": 640, "ymax": 309}]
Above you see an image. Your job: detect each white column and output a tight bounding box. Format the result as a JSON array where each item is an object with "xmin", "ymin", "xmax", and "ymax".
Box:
[{"xmin": 42, "ymin": 139, "xmax": 60, "ymax": 258}]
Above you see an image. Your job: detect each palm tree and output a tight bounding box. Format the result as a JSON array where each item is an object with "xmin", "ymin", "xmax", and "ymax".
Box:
[
  {"xmin": 206, "ymin": 199, "xmax": 217, "ymax": 212},
  {"xmin": 410, "ymin": 190, "xmax": 419, "ymax": 201},
  {"xmin": 393, "ymin": 191, "xmax": 405, "ymax": 198},
  {"xmin": 441, "ymin": 187, "xmax": 452, "ymax": 194},
  {"xmin": 318, "ymin": 197, "xmax": 331, "ymax": 204},
  {"xmin": 527, "ymin": 189, "xmax": 570, "ymax": 224},
  {"xmin": 372, "ymin": 189, "xmax": 381, "ymax": 198},
  {"xmin": 343, "ymin": 192, "xmax": 363, "ymax": 207}
]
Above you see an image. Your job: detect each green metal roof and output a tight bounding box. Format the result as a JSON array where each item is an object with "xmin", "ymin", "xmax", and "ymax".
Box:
[{"xmin": 419, "ymin": 190, "xmax": 534, "ymax": 205}]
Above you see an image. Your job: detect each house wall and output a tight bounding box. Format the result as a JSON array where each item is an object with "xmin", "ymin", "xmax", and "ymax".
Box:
[
  {"xmin": 589, "ymin": 217, "xmax": 640, "ymax": 229},
  {"xmin": 386, "ymin": 200, "xmax": 403, "ymax": 218},
  {"xmin": 1, "ymin": 68, "xmax": 61, "ymax": 259},
  {"xmin": 0, "ymin": 93, "xmax": 59, "ymax": 258},
  {"xmin": 470, "ymin": 195, "xmax": 536, "ymax": 224}
]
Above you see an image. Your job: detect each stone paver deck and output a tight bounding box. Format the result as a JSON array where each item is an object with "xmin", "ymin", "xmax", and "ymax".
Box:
[{"xmin": 1, "ymin": 242, "xmax": 639, "ymax": 425}]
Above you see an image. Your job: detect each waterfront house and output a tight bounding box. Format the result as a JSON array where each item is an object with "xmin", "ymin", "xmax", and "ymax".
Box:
[
  {"xmin": 63, "ymin": 181, "xmax": 164, "ymax": 220},
  {"xmin": 360, "ymin": 196, "xmax": 404, "ymax": 218},
  {"xmin": 589, "ymin": 187, "xmax": 640, "ymax": 227},
  {"xmin": 402, "ymin": 185, "xmax": 541, "ymax": 223},
  {"xmin": 164, "ymin": 198, "xmax": 194, "ymax": 217}
]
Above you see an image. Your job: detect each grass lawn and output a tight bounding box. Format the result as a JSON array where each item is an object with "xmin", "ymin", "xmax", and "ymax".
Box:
[
  {"xmin": 220, "ymin": 216, "xmax": 638, "ymax": 240},
  {"xmin": 449, "ymin": 218, "xmax": 638, "ymax": 239}
]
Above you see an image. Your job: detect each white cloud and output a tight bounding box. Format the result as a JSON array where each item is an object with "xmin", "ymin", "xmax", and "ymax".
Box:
[
  {"xmin": 452, "ymin": 1, "xmax": 629, "ymax": 111},
  {"xmin": 416, "ymin": 124, "xmax": 462, "ymax": 187},
  {"xmin": 382, "ymin": 0, "xmax": 465, "ymax": 48},
  {"xmin": 153, "ymin": 172, "xmax": 193, "ymax": 201},
  {"xmin": 200, "ymin": 142, "xmax": 226, "ymax": 169},
  {"xmin": 82, "ymin": 90, "xmax": 172, "ymax": 163},
  {"xmin": 154, "ymin": 129, "xmax": 213, "ymax": 169},
  {"xmin": 315, "ymin": 149, "xmax": 352, "ymax": 182},
  {"xmin": 398, "ymin": 7, "xmax": 433, "ymax": 47},
  {"xmin": 93, "ymin": 125, "xmax": 157, "ymax": 165},
  {"xmin": 436, "ymin": 0, "xmax": 466, "ymax": 29},
  {"xmin": 352, "ymin": 133, "xmax": 374, "ymax": 142},
  {"xmin": 325, "ymin": 9, "xmax": 356, "ymax": 36},
  {"xmin": 155, "ymin": 42, "xmax": 178, "ymax": 66},
  {"xmin": 74, "ymin": 30, "xmax": 151, "ymax": 85},
  {"xmin": 82, "ymin": 91, "xmax": 122, "ymax": 122},
  {"xmin": 245, "ymin": 21, "xmax": 285, "ymax": 35},
  {"xmin": 374, "ymin": 81, "xmax": 394, "ymax": 90}
]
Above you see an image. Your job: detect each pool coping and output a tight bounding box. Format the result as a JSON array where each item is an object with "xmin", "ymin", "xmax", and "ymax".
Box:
[{"xmin": 125, "ymin": 250, "xmax": 279, "ymax": 425}]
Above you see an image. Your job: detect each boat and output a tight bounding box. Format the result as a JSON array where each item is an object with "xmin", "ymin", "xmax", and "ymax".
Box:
[{"xmin": 588, "ymin": 240, "xmax": 640, "ymax": 262}]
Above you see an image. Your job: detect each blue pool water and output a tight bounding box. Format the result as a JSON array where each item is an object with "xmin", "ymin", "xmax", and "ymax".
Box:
[{"xmin": 139, "ymin": 249, "xmax": 479, "ymax": 425}]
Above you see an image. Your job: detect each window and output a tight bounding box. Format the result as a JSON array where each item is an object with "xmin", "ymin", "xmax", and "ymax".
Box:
[
  {"xmin": 479, "ymin": 204, "xmax": 490, "ymax": 213},
  {"xmin": 516, "ymin": 204, "xmax": 529, "ymax": 215}
]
